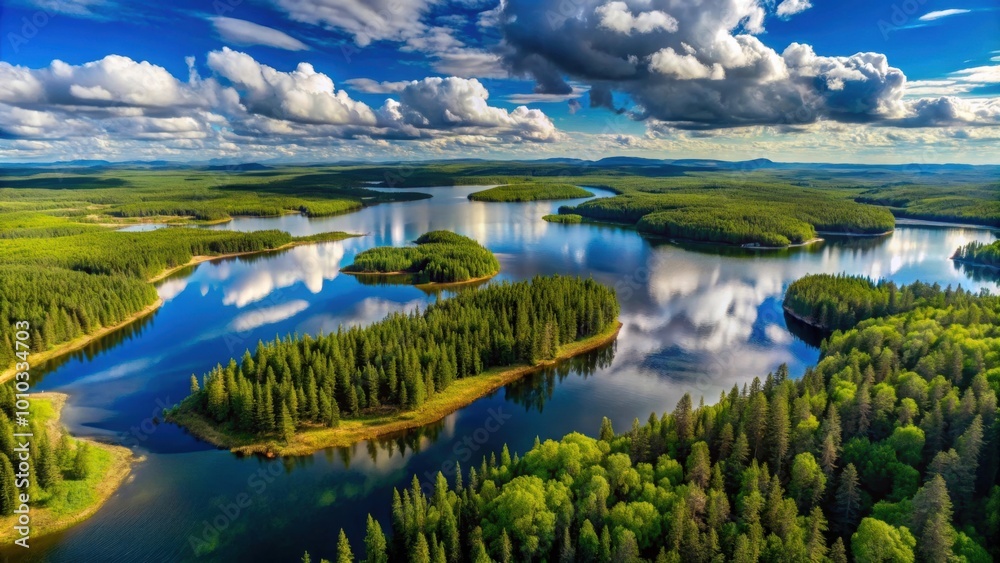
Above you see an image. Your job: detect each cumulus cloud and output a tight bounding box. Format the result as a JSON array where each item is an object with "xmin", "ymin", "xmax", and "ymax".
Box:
[
  {"xmin": 596, "ymin": 2, "xmax": 679, "ymax": 34},
  {"xmin": 207, "ymin": 47, "xmax": 377, "ymax": 126},
  {"xmin": 775, "ymin": 0, "xmax": 812, "ymax": 18},
  {"xmin": 209, "ymin": 17, "xmax": 310, "ymax": 51},
  {"xmin": 0, "ymin": 49, "xmax": 559, "ymax": 160},
  {"xmin": 496, "ymin": 0, "xmax": 939, "ymax": 129},
  {"xmin": 377, "ymin": 77, "xmax": 559, "ymax": 141}
]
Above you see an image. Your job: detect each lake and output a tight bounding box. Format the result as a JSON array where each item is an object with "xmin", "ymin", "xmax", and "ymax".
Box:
[{"xmin": 8, "ymin": 186, "xmax": 997, "ymax": 562}]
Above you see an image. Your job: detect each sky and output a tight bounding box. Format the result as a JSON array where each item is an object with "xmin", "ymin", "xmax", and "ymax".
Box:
[{"xmin": 0, "ymin": 0, "xmax": 998, "ymax": 164}]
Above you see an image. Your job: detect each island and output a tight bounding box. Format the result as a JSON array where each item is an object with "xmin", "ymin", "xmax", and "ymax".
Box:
[
  {"xmin": 168, "ymin": 275, "xmax": 621, "ymax": 456},
  {"xmin": 342, "ymin": 230, "xmax": 500, "ymax": 285},
  {"xmin": 0, "ymin": 392, "xmax": 133, "ymax": 544},
  {"xmin": 468, "ymin": 183, "xmax": 593, "ymax": 202},
  {"xmin": 542, "ymin": 213, "xmax": 584, "ymax": 224},
  {"xmin": 558, "ymin": 188, "xmax": 895, "ymax": 248},
  {"xmin": 952, "ymin": 240, "xmax": 1000, "ymax": 270},
  {"xmin": 314, "ymin": 274, "xmax": 1000, "ymax": 563}
]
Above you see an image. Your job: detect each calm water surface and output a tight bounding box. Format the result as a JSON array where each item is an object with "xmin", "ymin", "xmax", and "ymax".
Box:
[{"xmin": 6, "ymin": 186, "xmax": 997, "ymax": 562}]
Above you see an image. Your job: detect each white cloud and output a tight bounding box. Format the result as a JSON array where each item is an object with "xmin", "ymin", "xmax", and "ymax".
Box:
[
  {"xmin": 209, "ymin": 17, "xmax": 310, "ymax": 51},
  {"xmin": 775, "ymin": 0, "xmax": 812, "ymax": 18},
  {"xmin": 344, "ymin": 78, "xmax": 410, "ymax": 94},
  {"xmin": 207, "ymin": 47, "xmax": 378, "ymax": 126},
  {"xmin": 918, "ymin": 9, "xmax": 970, "ymax": 21},
  {"xmin": 596, "ymin": 1, "xmax": 678, "ymax": 34},
  {"xmin": 649, "ymin": 48, "xmax": 724, "ymax": 80},
  {"xmin": 267, "ymin": 0, "xmax": 439, "ymax": 46},
  {"xmin": 231, "ymin": 300, "xmax": 310, "ymax": 331}
]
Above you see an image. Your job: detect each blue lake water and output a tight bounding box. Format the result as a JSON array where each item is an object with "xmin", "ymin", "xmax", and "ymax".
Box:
[{"xmin": 7, "ymin": 186, "xmax": 997, "ymax": 562}]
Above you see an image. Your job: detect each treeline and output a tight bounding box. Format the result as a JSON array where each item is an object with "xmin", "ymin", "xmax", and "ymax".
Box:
[
  {"xmin": 0, "ymin": 211, "xmax": 350, "ymax": 371},
  {"xmin": 345, "ymin": 231, "xmax": 500, "ymax": 284},
  {"xmin": 783, "ymin": 274, "xmax": 981, "ymax": 332},
  {"xmin": 856, "ymin": 184, "xmax": 1000, "ymax": 228},
  {"xmin": 314, "ymin": 276, "xmax": 1000, "ymax": 562},
  {"xmin": 0, "ymin": 389, "xmax": 101, "ymax": 517},
  {"xmin": 0, "ymin": 266, "xmax": 157, "ymax": 368},
  {"xmin": 561, "ymin": 189, "xmax": 895, "ymax": 248},
  {"xmin": 953, "ymin": 240, "xmax": 1000, "ymax": 269},
  {"xmin": 178, "ymin": 276, "xmax": 619, "ymax": 438},
  {"xmin": 468, "ymin": 184, "xmax": 592, "ymax": 203}
]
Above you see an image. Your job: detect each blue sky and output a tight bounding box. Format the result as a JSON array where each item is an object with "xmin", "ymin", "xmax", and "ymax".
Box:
[{"xmin": 0, "ymin": 0, "xmax": 998, "ymax": 163}]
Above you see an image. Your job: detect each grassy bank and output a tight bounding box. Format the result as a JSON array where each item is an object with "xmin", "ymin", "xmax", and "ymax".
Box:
[
  {"xmin": 0, "ymin": 393, "xmax": 134, "ymax": 544},
  {"xmin": 169, "ymin": 320, "xmax": 621, "ymax": 457}
]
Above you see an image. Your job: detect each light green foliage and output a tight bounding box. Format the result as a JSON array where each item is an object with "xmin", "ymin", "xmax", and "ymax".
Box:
[{"xmin": 851, "ymin": 518, "xmax": 916, "ymax": 562}]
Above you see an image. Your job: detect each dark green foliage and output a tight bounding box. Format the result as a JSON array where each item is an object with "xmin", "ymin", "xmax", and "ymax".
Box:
[
  {"xmin": 180, "ymin": 276, "xmax": 619, "ymax": 438},
  {"xmin": 467, "ymin": 184, "xmax": 592, "ymax": 202},
  {"xmin": 345, "ymin": 231, "xmax": 500, "ymax": 283},
  {"xmin": 783, "ymin": 273, "xmax": 976, "ymax": 332},
  {"xmin": 541, "ymin": 214, "xmax": 583, "ymax": 224},
  {"xmin": 321, "ymin": 275, "xmax": 1000, "ymax": 562},
  {"xmin": 953, "ymin": 240, "xmax": 1000, "ymax": 269},
  {"xmin": 561, "ymin": 188, "xmax": 895, "ymax": 247},
  {"xmin": 856, "ymin": 184, "xmax": 1000, "ymax": 228}
]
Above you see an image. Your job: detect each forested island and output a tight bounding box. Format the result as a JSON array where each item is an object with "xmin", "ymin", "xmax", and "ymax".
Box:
[
  {"xmin": 309, "ymin": 274, "xmax": 1000, "ymax": 562},
  {"xmin": 343, "ymin": 231, "xmax": 500, "ymax": 284},
  {"xmin": 468, "ymin": 183, "xmax": 593, "ymax": 202},
  {"xmin": 543, "ymin": 214, "xmax": 584, "ymax": 224},
  {"xmin": 170, "ymin": 276, "xmax": 621, "ymax": 455},
  {"xmin": 559, "ymin": 190, "xmax": 895, "ymax": 248},
  {"xmin": 953, "ymin": 240, "xmax": 1000, "ymax": 270},
  {"xmin": 0, "ymin": 391, "xmax": 132, "ymax": 543}
]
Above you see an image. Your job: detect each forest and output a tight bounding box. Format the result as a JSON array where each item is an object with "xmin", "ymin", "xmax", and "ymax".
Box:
[
  {"xmin": 953, "ymin": 240, "xmax": 1000, "ymax": 269},
  {"xmin": 559, "ymin": 190, "xmax": 895, "ymax": 248},
  {"xmin": 855, "ymin": 184, "xmax": 1000, "ymax": 228},
  {"xmin": 344, "ymin": 231, "xmax": 500, "ymax": 284},
  {"xmin": 543, "ymin": 214, "xmax": 584, "ymax": 224},
  {"xmin": 782, "ymin": 274, "xmax": 971, "ymax": 332},
  {"xmin": 468, "ymin": 184, "xmax": 593, "ymax": 202},
  {"xmin": 175, "ymin": 275, "xmax": 620, "ymax": 441},
  {"xmin": 0, "ymin": 390, "xmax": 124, "ymax": 533},
  {"xmin": 308, "ymin": 274, "xmax": 1000, "ymax": 563}
]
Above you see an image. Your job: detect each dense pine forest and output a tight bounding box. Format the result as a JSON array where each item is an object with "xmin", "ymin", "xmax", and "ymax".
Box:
[
  {"xmin": 782, "ymin": 274, "xmax": 974, "ymax": 333},
  {"xmin": 305, "ymin": 275, "xmax": 1000, "ymax": 563},
  {"xmin": 175, "ymin": 276, "xmax": 619, "ymax": 440},
  {"xmin": 558, "ymin": 191, "xmax": 895, "ymax": 248},
  {"xmin": 344, "ymin": 231, "xmax": 501, "ymax": 284},
  {"xmin": 468, "ymin": 184, "xmax": 593, "ymax": 202},
  {"xmin": 953, "ymin": 240, "xmax": 1000, "ymax": 269}
]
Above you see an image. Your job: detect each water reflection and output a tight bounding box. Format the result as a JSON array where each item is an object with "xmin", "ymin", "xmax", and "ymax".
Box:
[{"xmin": 12, "ymin": 185, "xmax": 999, "ymax": 563}]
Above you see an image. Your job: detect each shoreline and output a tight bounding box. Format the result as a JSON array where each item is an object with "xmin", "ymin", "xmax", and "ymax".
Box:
[
  {"xmin": 816, "ymin": 229, "xmax": 894, "ymax": 238},
  {"xmin": 148, "ymin": 235, "xmax": 356, "ymax": 283},
  {"xmin": 0, "ymin": 298, "xmax": 163, "ymax": 386},
  {"xmin": 169, "ymin": 320, "xmax": 623, "ymax": 457},
  {"xmin": 952, "ymin": 257, "xmax": 1000, "ymax": 272},
  {"xmin": 781, "ymin": 306, "xmax": 829, "ymax": 330},
  {"xmin": 0, "ymin": 392, "xmax": 134, "ymax": 544},
  {"xmin": 1, "ymin": 234, "xmax": 360, "ymax": 383}
]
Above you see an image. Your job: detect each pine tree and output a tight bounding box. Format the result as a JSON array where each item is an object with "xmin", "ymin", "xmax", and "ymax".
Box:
[
  {"xmin": 363, "ymin": 515, "xmax": 388, "ymax": 563},
  {"xmin": 337, "ymin": 529, "xmax": 355, "ymax": 563},
  {"xmin": 599, "ymin": 417, "xmax": 614, "ymax": 441},
  {"xmin": 834, "ymin": 463, "xmax": 861, "ymax": 533},
  {"xmin": 911, "ymin": 474, "xmax": 955, "ymax": 563}
]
